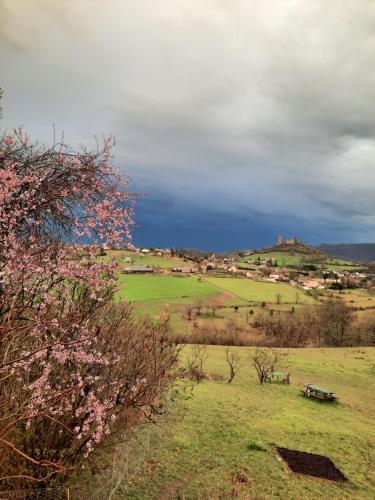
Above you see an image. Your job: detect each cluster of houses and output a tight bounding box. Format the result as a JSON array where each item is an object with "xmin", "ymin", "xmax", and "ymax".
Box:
[
  {"xmin": 121, "ymin": 248, "xmax": 237, "ymax": 275},
  {"xmin": 120, "ymin": 247, "xmax": 373, "ymax": 291},
  {"xmin": 242, "ymin": 261, "xmax": 371, "ymax": 290},
  {"xmin": 141, "ymin": 248, "xmax": 171, "ymax": 256}
]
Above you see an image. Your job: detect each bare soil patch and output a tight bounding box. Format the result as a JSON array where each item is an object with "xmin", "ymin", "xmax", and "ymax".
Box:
[
  {"xmin": 277, "ymin": 447, "xmax": 347, "ymax": 482},
  {"xmin": 157, "ymin": 480, "xmax": 183, "ymax": 500},
  {"xmin": 206, "ymin": 291, "xmax": 236, "ymax": 306}
]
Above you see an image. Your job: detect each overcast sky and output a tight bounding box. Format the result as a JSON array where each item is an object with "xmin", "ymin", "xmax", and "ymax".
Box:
[{"xmin": 1, "ymin": 0, "xmax": 375, "ymax": 249}]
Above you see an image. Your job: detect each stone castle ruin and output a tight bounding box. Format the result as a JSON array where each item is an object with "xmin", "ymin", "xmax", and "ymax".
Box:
[{"xmin": 277, "ymin": 235, "xmax": 298, "ymax": 245}]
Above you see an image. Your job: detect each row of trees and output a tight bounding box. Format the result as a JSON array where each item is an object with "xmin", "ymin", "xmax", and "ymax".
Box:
[
  {"xmin": 254, "ymin": 300, "xmax": 375, "ymax": 347},
  {"xmin": 179, "ymin": 297, "xmax": 375, "ymax": 348},
  {"xmin": 0, "ymin": 94, "xmax": 178, "ymax": 487},
  {"xmin": 185, "ymin": 344, "xmax": 285, "ymax": 385}
]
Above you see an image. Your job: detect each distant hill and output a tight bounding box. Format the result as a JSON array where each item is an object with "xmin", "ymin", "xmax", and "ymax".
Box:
[
  {"xmin": 256, "ymin": 241, "xmax": 325, "ymax": 258},
  {"xmin": 317, "ymin": 244, "xmax": 375, "ymax": 263},
  {"xmin": 248, "ymin": 241, "xmax": 369, "ymax": 269}
]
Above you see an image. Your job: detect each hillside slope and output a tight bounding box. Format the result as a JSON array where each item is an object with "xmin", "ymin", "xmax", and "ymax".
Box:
[{"xmin": 317, "ymin": 244, "xmax": 375, "ymax": 263}]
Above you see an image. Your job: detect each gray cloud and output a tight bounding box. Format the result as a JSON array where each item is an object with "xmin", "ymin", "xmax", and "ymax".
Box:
[{"xmin": 1, "ymin": 0, "xmax": 375, "ymax": 243}]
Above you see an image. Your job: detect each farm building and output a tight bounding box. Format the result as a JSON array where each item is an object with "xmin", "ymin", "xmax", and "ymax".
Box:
[{"xmin": 122, "ymin": 266, "xmax": 154, "ymax": 274}]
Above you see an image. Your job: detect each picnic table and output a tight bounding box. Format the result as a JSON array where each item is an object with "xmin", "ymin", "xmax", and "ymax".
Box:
[{"xmin": 302, "ymin": 383, "xmax": 336, "ymax": 401}]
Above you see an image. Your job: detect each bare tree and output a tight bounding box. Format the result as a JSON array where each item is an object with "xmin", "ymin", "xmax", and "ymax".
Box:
[
  {"xmin": 195, "ymin": 301, "xmax": 203, "ymax": 316},
  {"xmin": 225, "ymin": 346, "xmax": 241, "ymax": 383},
  {"xmin": 250, "ymin": 348, "xmax": 287, "ymax": 384},
  {"xmin": 253, "ymin": 306, "xmax": 319, "ymax": 348},
  {"xmin": 187, "ymin": 344, "xmax": 209, "ymax": 383},
  {"xmin": 185, "ymin": 305, "xmax": 193, "ymax": 321},
  {"xmin": 317, "ymin": 299, "xmax": 352, "ymax": 346},
  {"xmin": 211, "ymin": 305, "xmax": 218, "ymax": 317}
]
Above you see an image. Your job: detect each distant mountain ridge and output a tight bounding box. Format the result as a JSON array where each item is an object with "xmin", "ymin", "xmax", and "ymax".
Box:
[{"xmin": 316, "ymin": 244, "xmax": 375, "ymax": 263}]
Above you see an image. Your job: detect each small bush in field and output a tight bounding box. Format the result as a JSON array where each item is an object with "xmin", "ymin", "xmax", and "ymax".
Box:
[{"xmin": 246, "ymin": 442, "xmax": 267, "ymax": 452}]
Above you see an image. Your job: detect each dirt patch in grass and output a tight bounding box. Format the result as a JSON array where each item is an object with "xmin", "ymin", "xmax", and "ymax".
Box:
[
  {"xmin": 157, "ymin": 480, "xmax": 183, "ymax": 500},
  {"xmin": 229, "ymin": 470, "xmax": 250, "ymax": 497},
  {"xmin": 206, "ymin": 291, "xmax": 236, "ymax": 306},
  {"xmin": 277, "ymin": 447, "xmax": 347, "ymax": 482}
]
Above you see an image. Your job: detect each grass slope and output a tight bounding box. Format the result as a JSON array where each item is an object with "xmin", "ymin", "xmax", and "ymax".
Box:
[
  {"xmin": 205, "ymin": 277, "xmax": 315, "ymax": 304},
  {"xmin": 125, "ymin": 346, "xmax": 375, "ymax": 499},
  {"xmin": 242, "ymin": 251, "xmax": 361, "ymax": 270},
  {"xmin": 244, "ymin": 251, "xmax": 307, "ymax": 266}
]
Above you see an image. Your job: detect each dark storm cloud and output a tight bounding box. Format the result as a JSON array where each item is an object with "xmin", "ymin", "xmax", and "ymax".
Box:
[{"xmin": 1, "ymin": 0, "xmax": 375, "ymax": 247}]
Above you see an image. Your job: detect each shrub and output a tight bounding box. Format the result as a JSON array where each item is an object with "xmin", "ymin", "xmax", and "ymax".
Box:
[{"xmin": 246, "ymin": 442, "xmax": 267, "ymax": 452}]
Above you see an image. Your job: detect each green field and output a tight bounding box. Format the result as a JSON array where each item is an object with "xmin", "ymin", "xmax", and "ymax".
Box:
[
  {"xmin": 117, "ymin": 274, "xmax": 219, "ymax": 303},
  {"xmin": 104, "ymin": 249, "xmax": 187, "ymax": 269},
  {"xmin": 204, "ymin": 276, "xmax": 315, "ymax": 304},
  {"xmin": 243, "ymin": 251, "xmax": 310, "ymax": 266},
  {"xmin": 325, "ymin": 258, "xmax": 361, "ymax": 267},
  {"xmin": 325, "ymin": 263, "xmax": 364, "ymax": 272},
  {"xmin": 121, "ymin": 346, "xmax": 375, "ymax": 499}
]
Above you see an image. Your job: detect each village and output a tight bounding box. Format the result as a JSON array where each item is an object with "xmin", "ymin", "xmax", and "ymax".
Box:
[{"xmin": 117, "ymin": 235, "xmax": 374, "ymax": 293}]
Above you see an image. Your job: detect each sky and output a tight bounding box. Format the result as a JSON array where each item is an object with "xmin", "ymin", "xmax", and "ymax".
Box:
[{"xmin": 1, "ymin": 0, "xmax": 375, "ymax": 250}]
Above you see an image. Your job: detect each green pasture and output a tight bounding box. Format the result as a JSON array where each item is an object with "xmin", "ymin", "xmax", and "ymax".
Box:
[
  {"xmin": 325, "ymin": 258, "xmax": 361, "ymax": 267},
  {"xmin": 117, "ymin": 274, "xmax": 219, "ymax": 303},
  {"xmin": 122, "ymin": 346, "xmax": 375, "ymax": 499},
  {"xmin": 115, "ymin": 274, "xmax": 317, "ymax": 334},
  {"xmin": 104, "ymin": 249, "xmax": 186, "ymax": 269},
  {"xmin": 204, "ymin": 276, "xmax": 315, "ymax": 304},
  {"xmin": 325, "ymin": 263, "xmax": 363, "ymax": 271},
  {"xmin": 242, "ymin": 251, "xmax": 309, "ymax": 266},
  {"xmin": 236, "ymin": 263, "xmax": 257, "ymax": 270}
]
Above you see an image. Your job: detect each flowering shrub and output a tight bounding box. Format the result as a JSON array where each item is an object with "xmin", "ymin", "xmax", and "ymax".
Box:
[{"xmin": 0, "ymin": 121, "xmax": 177, "ymax": 486}]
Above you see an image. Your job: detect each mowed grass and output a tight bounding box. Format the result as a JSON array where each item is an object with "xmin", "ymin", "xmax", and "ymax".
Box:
[
  {"xmin": 204, "ymin": 276, "xmax": 315, "ymax": 304},
  {"xmin": 117, "ymin": 274, "xmax": 219, "ymax": 303},
  {"xmin": 124, "ymin": 346, "xmax": 375, "ymax": 499}
]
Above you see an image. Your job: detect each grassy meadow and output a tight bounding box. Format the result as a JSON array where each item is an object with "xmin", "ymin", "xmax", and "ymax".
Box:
[
  {"xmin": 117, "ymin": 274, "xmax": 315, "ymax": 307},
  {"xmin": 117, "ymin": 274, "xmax": 219, "ymax": 303},
  {"xmin": 204, "ymin": 277, "xmax": 315, "ymax": 305},
  {"xmin": 244, "ymin": 251, "xmax": 307, "ymax": 266},
  {"xmin": 111, "ymin": 257, "xmax": 374, "ymax": 338},
  {"xmin": 120, "ymin": 346, "xmax": 375, "ymax": 499},
  {"xmin": 115, "ymin": 274, "xmax": 317, "ymax": 335}
]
